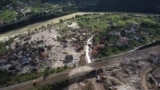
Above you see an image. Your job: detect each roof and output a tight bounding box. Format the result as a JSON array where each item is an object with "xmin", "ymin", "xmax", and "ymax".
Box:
[
  {"xmin": 149, "ymin": 53, "xmax": 160, "ymax": 62},
  {"xmin": 93, "ymin": 44, "xmax": 105, "ymax": 50},
  {"xmin": 117, "ymin": 37, "xmax": 129, "ymax": 46},
  {"xmin": 64, "ymin": 55, "xmax": 73, "ymax": 63},
  {"xmin": 93, "ymin": 46, "xmax": 98, "ymax": 50},
  {"xmin": 0, "ymin": 55, "xmax": 7, "ymax": 60},
  {"xmin": 152, "ymin": 69, "xmax": 160, "ymax": 83},
  {"xmin": 21, "ymin": 58, "xmax": 31, "ymax": 64},
  {"xmin": 91, "ymin": 50, "xmax": 99, "ymax": 57},
  {"xmin": 150, "ymin": 53, "xmax": 160, "ymax": 58},
  {"xmin": 119, "ymin": 37, "xmax": 128, "ymax": 43},
  {"xmin": 0, "ymin": 64, "xmax": 12, "ymax": 70},
  {"xmin": 97, "ymin": 44, "xmax": 105, "ymax": 49}
]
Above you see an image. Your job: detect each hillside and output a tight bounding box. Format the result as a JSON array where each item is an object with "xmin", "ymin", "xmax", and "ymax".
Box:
[{"xmin": 73, "ymin": 0, "xmax": 159, "ymax": 13}]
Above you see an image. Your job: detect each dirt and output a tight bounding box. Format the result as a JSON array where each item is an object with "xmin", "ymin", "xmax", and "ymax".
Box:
[
  {"xmin": 69, "ymin": 66, "xmax": 93, "ymax": 77},
  {"xmin": 116, "ymin": 85, "xmax": 136, "ymax": 90},
  {"xmin": 66, "ymin": 78, "xmax": 105, "ymax": 90}
]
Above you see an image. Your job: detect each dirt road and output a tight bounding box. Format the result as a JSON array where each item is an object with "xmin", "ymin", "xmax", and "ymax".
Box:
[
  {"xmin": 85, "ymin": 35, "xmax": 94, "ymax": 63},
  {"xmin": 141, "ymin": 66, "xmax": 152, "ymax": 90}
]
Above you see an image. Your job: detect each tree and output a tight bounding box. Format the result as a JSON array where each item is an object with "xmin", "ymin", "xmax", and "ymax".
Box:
[
  {"xmin": 0, "ymin": 70, "xmax": 10, "ymax": 85},
  {"xmin": 0, "ymin": 42, "xmax": 8, "ymax": 55},
  {"xmin": 59, "ymin": 19, "xmax": 63, "ymax": 23}
]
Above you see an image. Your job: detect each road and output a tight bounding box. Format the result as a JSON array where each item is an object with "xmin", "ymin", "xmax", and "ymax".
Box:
[
  {"xmin": 85, "ymin": 36, "xmax": 94, "ymax": 64},
  {"xmin": 1, "ymin": 45, "xmax": 160, "ymax": 90},
  {"xmin": 107, "ymin": 76, "xmax": 125, "ymax": 85},
  {"xmin": 141, "ymin": 66, "xmax": 152, "ymax": 90}
]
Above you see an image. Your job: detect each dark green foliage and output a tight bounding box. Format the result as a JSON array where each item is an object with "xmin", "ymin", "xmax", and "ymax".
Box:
[
  {"xmin": 34, "ymin": 79, "xmax": 70, "ymax": 90},
  {"xmin": 0, "ymin": 66, "xmax": 69, "ymax": 87},
  {"xmin": 129, "ymin": 40, "xmax": 141, "ymax": 47},
  {"xmin": 59, "ymin": 19, "xmax": 64, "ymax": 23},
  {"xmin": 75, "ymin": 0, "xmax": 160, "ymax": 13},
  {"xmin": 0, "ymin": 42, "xmax": 8, "ymax": 55},
  {"xmin": 0, "ymin": 70, "xmax": 10, "ymax": 86},
  {"xmin": 140, "ymin": 20, "xmax": 160, "ymax": 28},
  {"xmin": 5, "ymin": 72, "xmax": 43, "ymax": 86}
]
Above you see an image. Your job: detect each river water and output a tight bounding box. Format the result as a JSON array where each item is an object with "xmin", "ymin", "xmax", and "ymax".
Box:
[
  {"xmin": 0, "ymin": 12, "xmax": 92, "ymax": 41},
  {"xmin": 0, "ymin": 11, "xmax": 156, "ymax": 41}
]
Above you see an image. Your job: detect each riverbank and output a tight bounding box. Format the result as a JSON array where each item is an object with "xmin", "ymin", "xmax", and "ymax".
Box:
[
  {"xmin": 0, "ymin": 12, "xmax": 90, "ymax": 41},
  {"xmin": 1, "ymin": 11, "xmax": 159, "ymax": 41}
]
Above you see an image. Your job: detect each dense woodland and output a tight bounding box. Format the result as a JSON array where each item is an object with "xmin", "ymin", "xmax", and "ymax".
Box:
[
  {"xmin": 0, "ymin": 0, "xmax": 160, "ymax": 32},
  {"xmin": 1, "ymin": 0, "xmax": 159, "ymax": 13},
  {"xmin": 77, "ymin": 0, "xmax": 160, "ymax": 13}
]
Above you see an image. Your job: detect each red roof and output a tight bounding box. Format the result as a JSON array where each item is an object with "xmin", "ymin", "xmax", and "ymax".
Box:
[
  {"xmin": 117, "ymin": 37, "xmax": 128, "ymax": 46},
  {"xmin": 93, "ymin": 44, "xmax": 105, "ymax": 50},
  {"xmin": 91, "ymin": 50, "xmax": 99, "ymax": 57},
  {"xmin": 0, "ymin": 55, "xmax": 7, "ymax": 60},
  {"xmin": 97, "ymin": 44, "xmax": 105, "ymax": 49}
]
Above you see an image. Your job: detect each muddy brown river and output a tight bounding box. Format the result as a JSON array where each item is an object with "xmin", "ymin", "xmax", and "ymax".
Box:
[{"xmin": 0, "ymin": 12, "xmax": 94, "ymax": 41}]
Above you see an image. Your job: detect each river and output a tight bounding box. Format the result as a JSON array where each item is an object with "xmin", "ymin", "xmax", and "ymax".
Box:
[
  {"xmin": 1, "ymin": 11, "xmax": 158, "ymax": 41},
  {"xmin": 0, "ymin": 12, "xmax": 95, "ymax": 41}
]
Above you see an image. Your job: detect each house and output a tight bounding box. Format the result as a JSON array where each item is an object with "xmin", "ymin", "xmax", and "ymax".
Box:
[
  {"xmin": 79, "ymin": 53, "xmax": 86, "ymax": 65},
  {"xmin": 107, "ymin": 44, "xmax": 114, "ymax": 47},
  {"xmin": 95, "ymin": 68, "xmax": 106, "ymax": 82},
  {"xmin": 148, "ymin": 53, "xmax": 160, "ymax": 65},
  {"xmin": 130, "ymin": 27, "xmax": 136, "ymax": 33},
  {"xmin": 0, "ymin": 60, "xmax": 8, "ymax": 67},
  {"xmin": 92, "ymin": 44, "xmax": 105, "ymax": 51},
  {"xmin": 120, "ymin": 63, "xmax": 133, "ymax": 76},
  {"xmin": 140, "ymin": 31, "xmax": 149, "ymax": 36},
  {"xmin": 91, "ymin": 44, "xmax": 105, "ymax": 58},
  {"xmin": 0, "ymin": 64, "xmax": 12, "ymax": 71},
  {"xmin": 10, "ymin": 61, "xmax": 19, "ymax": 66},
  {"xmin": 91, "ymin": 50, "xmax": 99, "ymax": 58},
  {"xmin": 120, "ymin": 30, "xmax": 126, "ymax": 37},
  {"xmin": 75, "ymin": 44, "xmax": 83, "ymax": 52},
  {"xmin": 0, "ymin": 55, "xmax": 7, "ymax": 60},
  {"xmin": 117, "ymin": 37, "xmax": 129, "ymax": 47},
  {"xmin": 97, "ymin": 44, "xmax": 105, "ymax": 49},
  {"xmin": 134, "ymin": 36, "xmax": 140, "ymax": 41},
  {"xmin": 8, "ymin": 65, "xmax": 18, "ymax": 74},
  {"xmin": 64, "ymin": 55, "xmax": 73, "ymax": 63},
  {"xmin": 21, "ymin": 58, "xmax": 31, "ymax": 65},
  {"xmin": 108, "ymin": 31, "xmax": 119, "ymax": 35},
  {"xmin": 21, "ymin": 8, "xmax": 32, "ymax": 16},
  {"xmin": 93, "ymin": 46, "xmax": 99, "ymax": 50},
  {"xmin": 39, "ymin": 51, "xmax": 47, "ymax": 60},
  {"xmin": 151, "ymin": 69, "xmax": 160, "ymax": 88}
]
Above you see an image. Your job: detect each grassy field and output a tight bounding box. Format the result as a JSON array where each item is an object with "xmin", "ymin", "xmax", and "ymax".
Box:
[
  {"xmin": 57, "ymin": 13, "xmax": 160, "ymax": 57},
  {"xmin": 58, "ymin": 13, "xmax": 159, "ymax": 31},
  {"xmin": 0, "ymin": 10, "xmax": 18, "ymax": 23},
  {"xmin": 0, "ymin": 12, "xmax": 159, "ymax": 41}
]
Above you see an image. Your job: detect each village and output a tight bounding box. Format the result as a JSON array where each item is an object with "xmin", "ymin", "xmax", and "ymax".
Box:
[
  {"xmin": 59, "ymin": 14, "xmax": 160, "ymax": 90},
  {"xmin": 0, "ymin": 22, "xmax": 90, "ymax": 75},
  {"xmin": 0, "ymin": 0, "xmax": 72, "ymax": 26},
  {"xmin": 0, "ymin": 13, "xmax": 160, "ymax": 90}
]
